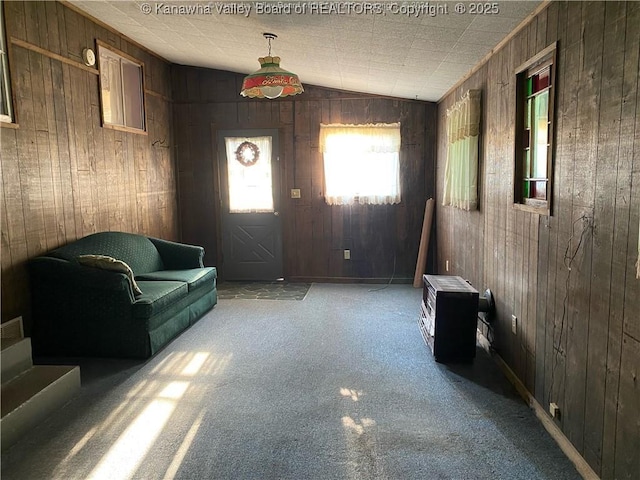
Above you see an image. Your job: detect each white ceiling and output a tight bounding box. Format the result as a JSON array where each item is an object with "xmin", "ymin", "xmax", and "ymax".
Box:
[{"xmin": 71, "ymin": 0, "xmax": 542, "ymax": 101}]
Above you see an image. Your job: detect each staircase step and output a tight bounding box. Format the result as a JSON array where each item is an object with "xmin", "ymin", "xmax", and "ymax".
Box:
[
  {"xmin": 1, "ymin": 365, "xmax": 81, "ymax": 451},
  {"xmin": 1, "ymin": 338, "xmax": 33, "ymax": 383}
]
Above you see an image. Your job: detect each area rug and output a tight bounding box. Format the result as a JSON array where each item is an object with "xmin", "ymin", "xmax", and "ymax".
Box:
[{"xmin": 216, "ymin": 281, "xmax": 311, "ymax": 300}]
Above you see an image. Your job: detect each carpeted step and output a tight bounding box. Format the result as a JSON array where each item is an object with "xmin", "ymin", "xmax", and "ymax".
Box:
[
  {"xmin": 1, "ymin": 337, "xmax": 33, "ymax": 384},
  {"xmin": 1, "ymin": 365, "xmax": 81, "ymax": 451}
]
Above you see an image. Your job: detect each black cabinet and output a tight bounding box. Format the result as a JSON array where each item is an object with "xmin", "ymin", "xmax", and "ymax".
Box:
[{"xmin": 419, "ymin": 274, "xmax": 479, "ymax": 362}]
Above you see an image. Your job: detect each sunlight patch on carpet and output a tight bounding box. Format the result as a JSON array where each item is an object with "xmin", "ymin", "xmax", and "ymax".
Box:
[
  {"xmin": 87, "ymin": 398, "xmax": 176, "ymax": 480},
  {"xmin": 82, "ymin": 351, "xmax": 222, "ymax": 480},
  {"xmin": 162, "ymin": 410, "xmax": 206, "ymax": 480},
  {"xmin": 340, "ymin": 388, "xmax": 364, "ymax": 402}
]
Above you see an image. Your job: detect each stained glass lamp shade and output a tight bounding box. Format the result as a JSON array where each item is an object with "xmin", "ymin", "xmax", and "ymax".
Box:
[{"xmin": 240, "ymin": 34, "xmax": 304, "ymax": 99}]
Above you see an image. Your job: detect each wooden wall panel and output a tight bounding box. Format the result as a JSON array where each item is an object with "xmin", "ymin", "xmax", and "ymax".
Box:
[
  {"xmin": 435, "ymin": 2, "xmax": 640, "ymax": 478},
  {"xmin": 172, "ymin": 67, "xmax": 437, "ymax": 282},
  {"xmin": 0, "ymin": 1, "xmax": 178, "ymax": 327},
  {"xmin": 583, "ymin": 2, "xmax": 627, "ymax": 470}
]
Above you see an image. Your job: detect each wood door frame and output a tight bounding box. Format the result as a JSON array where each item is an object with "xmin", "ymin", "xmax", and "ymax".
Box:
[{"xmin": 212, "ymin": 126, "xmax": 283, "ymax": 280}]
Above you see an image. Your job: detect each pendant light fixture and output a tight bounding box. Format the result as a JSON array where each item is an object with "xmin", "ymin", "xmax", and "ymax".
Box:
[{"xmin": 240, "ymin": 33, "xmax": 304, "ymax": 99}]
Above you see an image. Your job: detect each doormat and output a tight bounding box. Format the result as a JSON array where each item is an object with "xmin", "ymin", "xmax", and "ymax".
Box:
[{"xmin": 217, "ymin": 281, "xmax": 311, "ymax": 301}]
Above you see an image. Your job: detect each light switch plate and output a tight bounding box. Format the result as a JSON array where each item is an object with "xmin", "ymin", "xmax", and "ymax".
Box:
[{"xmin": 290, "ymin": 188, "xmax": 301, "ymax": 199}]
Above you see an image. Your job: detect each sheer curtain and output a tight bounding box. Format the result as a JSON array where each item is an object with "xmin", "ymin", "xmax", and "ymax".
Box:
[
  {"xmin": 224, "ymin": 136, "xmax": 273, "ymax": 213},
  {"xmin": 442, "ymin": 90, "xmax": 481, "ymax": 210},
  {"xmin": 319, "ymin": 123, "xmax": 401, "ymax": 206}
]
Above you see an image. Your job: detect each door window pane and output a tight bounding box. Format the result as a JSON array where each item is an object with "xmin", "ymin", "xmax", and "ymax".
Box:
[{"xmin": 225, "ymin": 136, "xmax": 274, "ymax": 213}]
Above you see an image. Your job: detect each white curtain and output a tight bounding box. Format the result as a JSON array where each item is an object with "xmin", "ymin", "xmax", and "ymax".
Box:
[
  {"xmin": 443, "ymin": 90, "xmax": 481, "ymax": 210},
  {"xmin": 319, "ymin": 123, "xmax": 401, "ymax": 206}
]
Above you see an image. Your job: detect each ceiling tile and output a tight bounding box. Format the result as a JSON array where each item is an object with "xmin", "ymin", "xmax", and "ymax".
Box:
[
  {"xmin": 70, "ymin": 0, "xmax": 542, "ymax": 101},
  {"xmin": 469, "ymin": 15, "xmax": 527, "ymax": 33},
  {"xmin": 458, "ymin": 28, "xmax": 511, "ymax": 46},
  {"xmin": 498, "ymin": 1, "xmax": 543, "ymax": 18}
]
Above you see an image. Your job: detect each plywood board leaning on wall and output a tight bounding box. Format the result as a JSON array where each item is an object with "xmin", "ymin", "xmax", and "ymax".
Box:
[{"xmin": 413, "ymin": 198, "xmax": 434, "ymax": 287}]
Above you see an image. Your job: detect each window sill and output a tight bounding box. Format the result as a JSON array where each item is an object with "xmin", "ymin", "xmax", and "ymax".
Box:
[
  {"xmin": 513, "ymin": 202, "xmax": 549, "ymax": 216},
  {"xmin": 324, "ymin": 198, "xmax": 402, "ymax": 206},
  {"xmin": 0, "ymin": 119, "xmax": 18, "ymax": 129},
  {"xmin": 102, "ymin": 123, "xmax": 147, "ymax": 135}
]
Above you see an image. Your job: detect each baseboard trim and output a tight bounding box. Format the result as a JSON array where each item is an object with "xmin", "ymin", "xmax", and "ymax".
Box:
[{"xmin": 476, "ymin": 332, "xmax": 599, "ymax": 480}]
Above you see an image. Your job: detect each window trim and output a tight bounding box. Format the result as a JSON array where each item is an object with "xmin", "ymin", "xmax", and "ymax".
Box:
[
  {"xmin": 0, "ymin": 0, "xmax": 16, "ymax": 126},
  {"xmin": 97, "ymin": 40, "xmax": 147, "ymax": 134},
  {"xmin": 513, "ymin": 42, "xmax": 557, "ymax": 216}
]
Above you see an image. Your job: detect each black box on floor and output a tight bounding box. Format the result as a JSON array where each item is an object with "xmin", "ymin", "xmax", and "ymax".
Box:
[{"xmin": 419, "ymin": 275, "xmax": 479, "ymax": 363}]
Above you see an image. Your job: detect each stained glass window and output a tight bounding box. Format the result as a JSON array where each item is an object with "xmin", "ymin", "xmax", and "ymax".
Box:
[{"xmin": 515, "ymin": 45, "xmax": 556, "ymax": 214}]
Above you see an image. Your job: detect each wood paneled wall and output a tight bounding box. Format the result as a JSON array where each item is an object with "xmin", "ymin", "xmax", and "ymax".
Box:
[
  {"xmin": 1, "ymin": 1, "xmax": 179, "ymax": 326},
  {"xmin": 436, "ymin": 2, "xmax": 639, "ymax": 478},
  {"xmin": 171, "ymin": 66, "xmax": 437, "ymax": 281}
]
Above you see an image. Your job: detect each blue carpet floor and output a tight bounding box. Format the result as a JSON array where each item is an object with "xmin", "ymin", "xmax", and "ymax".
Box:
[{"xmin": 1, "ymin": 284, "xmax": 581, "ymax": 479}]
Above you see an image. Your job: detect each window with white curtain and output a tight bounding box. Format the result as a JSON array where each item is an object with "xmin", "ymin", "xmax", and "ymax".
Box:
[
  {"xmin": 319, "ymin": 123, "xmax": 401, "ymax": 206},
  {"xmin": 442, "ymin": 89, "xmax": 481, "ymax": 211}
]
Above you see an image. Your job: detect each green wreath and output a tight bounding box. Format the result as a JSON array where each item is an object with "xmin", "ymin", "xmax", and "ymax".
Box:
[{"xmin": 235, "ymin": 141, "xmax": 260, "ymax": 166}]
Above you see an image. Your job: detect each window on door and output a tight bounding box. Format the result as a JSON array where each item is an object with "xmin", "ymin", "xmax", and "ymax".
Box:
[{"xmin": 224, "ymin": 136, "xmax": 274, "ymax": 213}]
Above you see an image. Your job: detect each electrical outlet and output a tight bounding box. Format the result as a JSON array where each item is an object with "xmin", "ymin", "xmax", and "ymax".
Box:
[
  {"xmin": 511, "ymin": 315, "xmax": 517, "ymax": 335},
  {"xmin": 445, "ymin": 260, "xmax": 449, "ymax": 272},
  {"xmin": 549, "ymin": 403, "xmax": 561, "ymax": 419},
  {"xmin": 290, "ymin": 188, "xmax": 301, "ymax": 199},
  {"xmin": 344, "ymin": 249, "xmax": 351, "ymax": 260}
]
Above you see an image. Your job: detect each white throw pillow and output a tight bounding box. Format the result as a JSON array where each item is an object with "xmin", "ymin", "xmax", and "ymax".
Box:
[{"xmin": 77, "ymin": 254, "xmax": 143, "ymax": 296}]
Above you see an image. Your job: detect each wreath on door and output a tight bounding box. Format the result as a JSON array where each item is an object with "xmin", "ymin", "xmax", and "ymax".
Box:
[{"xmin": 235, "ymin": 141, "xmax": 260, "ymax": 167}]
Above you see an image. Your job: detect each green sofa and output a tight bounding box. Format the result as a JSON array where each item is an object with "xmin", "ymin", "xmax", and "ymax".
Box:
[{"xmin": 28, "ymin": 232, "xmax": 217, "ymax": 359}]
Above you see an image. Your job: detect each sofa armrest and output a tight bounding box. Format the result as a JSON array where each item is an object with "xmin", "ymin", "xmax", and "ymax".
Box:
[
  {"xmin": 29, "ymin": 257, "xmax": 137, "ymax": 302},
  {"xmin": 148, "ymin": 237, "xmax": 204, "ymax": 269}
]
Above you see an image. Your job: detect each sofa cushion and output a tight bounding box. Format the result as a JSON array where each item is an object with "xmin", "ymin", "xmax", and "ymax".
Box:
[
  {"xmin": 132, "ymin": 281, "xmax": 188, "ymax": 319},
  {"xmin": 77, "ymin": 254, "xmax": 143, "ymax": 296},
  {"xmin": 49, "ymin": 232, "xmax": 165, "ymax": 274},
  {"xmin": 136, "ymin": 267, "xmax": 217, "ymax": 292}
]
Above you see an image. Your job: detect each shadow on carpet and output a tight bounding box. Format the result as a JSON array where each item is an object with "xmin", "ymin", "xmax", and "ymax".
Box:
[{"xmin": 216, "ymin": 281, "xmax": 311, "ymax": 300}]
